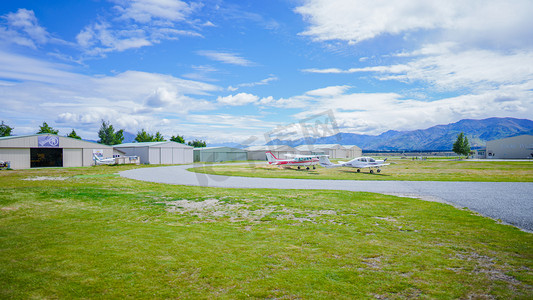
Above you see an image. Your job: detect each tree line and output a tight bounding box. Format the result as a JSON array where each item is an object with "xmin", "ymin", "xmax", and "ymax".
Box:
[{"xmin": 0, "ymin": 120, "xmax": 207, "ymax": 147}]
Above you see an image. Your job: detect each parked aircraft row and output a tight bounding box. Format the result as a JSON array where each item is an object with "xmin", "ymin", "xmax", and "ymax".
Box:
[{"xmin": 266, "ymin": 151, "xmax": 389, "ymax": 173}]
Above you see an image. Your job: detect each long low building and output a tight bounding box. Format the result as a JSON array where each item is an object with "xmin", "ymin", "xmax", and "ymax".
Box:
[
  {"xmin": 0, "ymin": 134, "xmax": 113, "ymax": 169},
  {"xmin": 486, "ymin": 134, "xmax": 533, "ymax": 159},
  {"xmin": 114, "ymin": 141, "xmax": 193, "ymax": 165},
  {"xmin": 244, "ymin": 145, "xmax": 298, "ymax": 160},
  {"xmin": 194, "ymin": 146, "xmax": 247, "ymax": 162}
]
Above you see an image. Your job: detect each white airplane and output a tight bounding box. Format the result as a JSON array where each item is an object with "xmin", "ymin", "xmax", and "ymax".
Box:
[
  {"xmin": 93, "ymin": 154, "xmax": 116, "ymax": 165},
  {"xmin": 266, "ymin": 151, "xmax": 320, "ymax": 170},
  {"xmin": 319, "ymin": 156, "xmax": 389, "ymax": 173}
]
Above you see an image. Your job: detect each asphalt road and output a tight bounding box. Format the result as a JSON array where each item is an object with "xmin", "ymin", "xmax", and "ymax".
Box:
[{"xmin": 119, "ymin": 163, "xmax": 533, "ymax": 232}]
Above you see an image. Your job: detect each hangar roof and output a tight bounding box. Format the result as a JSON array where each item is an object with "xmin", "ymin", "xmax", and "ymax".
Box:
[
  {"xmin": 193, "ymin": 146, "xmax": 246, "ymax": 152},
  {"xmin": 0, "ymin": 134, "xmax": 112, "ymax": 149},
  {"xmin": 295, "ymin": 144, "xmax": 343, "ymax": 150},
  {"xmin": 114, "ymin": 141, "xmax": 193, "ymax": 148},
  {"xmin": 244, "ymin": 145, "xmax": 296, "ymax": 151}
]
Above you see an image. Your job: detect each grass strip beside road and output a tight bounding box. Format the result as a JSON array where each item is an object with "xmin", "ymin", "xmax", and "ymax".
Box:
[
  {"xmin": 190, "ymin": 159, "xmax": 533, "ymax": 182},
  {"xmin": 0, "ymin": 165, "xmax": 532, "ymax": 298}
]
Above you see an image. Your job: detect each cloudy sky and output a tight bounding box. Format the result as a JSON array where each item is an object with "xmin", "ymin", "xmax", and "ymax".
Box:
[{"xmin": 1, "ymin": 0, "xmax": 533, "ymax": 144}]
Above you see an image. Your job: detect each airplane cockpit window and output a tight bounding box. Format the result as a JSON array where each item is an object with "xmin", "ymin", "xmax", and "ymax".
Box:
[{"xmin": 369, "ymin": 158, "xmax": 375, "ymax": 162}]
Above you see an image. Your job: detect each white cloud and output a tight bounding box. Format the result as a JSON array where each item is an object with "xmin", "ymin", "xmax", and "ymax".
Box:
[
  {"xmin": 304, "ymin": 47, "xmax": 533, "ymax": 92},
  {"xmin": 306, "ymin": 85, "xmax": 351, "ymax": 97},
  {"xmin": 73, "ymin": 0, "xmax": 205, "ymax": 56},
  {"xmin": 197, "ymin": 50, "xmax": 254, "ymax": 66},
  {"xmin": 112, "ymin": 0, "xmax": 199, "ymax": 23},
  {"xmin": 290, "ymin": 85, "xmax": 533, "ymax": 135},
  {"xmin": 227, "ymin": 75, "xmax": 278, "ymax": 91},
  {"xmin": 295, "ymin": 0, "xmax": 533, "ymax": 46},
  {"xmin": 217, "ymin": 93, "xmax": 259, "ymax": 106},
  {"xmin": 76, "ymin": 22, "xmax": 152, "ymax": 55},
  {"xmin": 0, "ymin": 8, "xmax": 67, "ymax": 49},
  {"xmin": 0, "ymin": 51, "xmax": 220, "ymax": 139}
]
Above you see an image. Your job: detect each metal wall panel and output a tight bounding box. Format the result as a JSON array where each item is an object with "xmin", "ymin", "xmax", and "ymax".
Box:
[
  {"xmin": 0, "ymin": 148, "xmax": 30, "ymax": 169},
  {"xmin": 486, "ymin": 135, "xmax": 533, "ymax": 159},
  {"xmin": 149, "ymin": 148, "xmax": 161, "ymax": 164},
  {"xmin": 161, "ymin": 148, "xmax": 173, "ymax": 164},
  {"xmin": 63, "ymin": 148, "xmax": 83, "ymax": 167},
  {"xmin": 183, "ymin": 148, "xmax": 193, "ymax": 163}
]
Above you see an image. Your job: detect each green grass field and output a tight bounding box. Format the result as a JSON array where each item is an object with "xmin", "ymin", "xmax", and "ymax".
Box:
[
  {"xmin": 190, "ymin": 159, "xmax": 533, "ymax": 182},
  {"xmin": 1, "ymin": 165, "xmax": 532, "ymax": 298}
]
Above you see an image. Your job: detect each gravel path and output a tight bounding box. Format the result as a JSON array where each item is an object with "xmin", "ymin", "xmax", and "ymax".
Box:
[{"xmin": 120, "ymin": 163, "xmax": 533, "ymax": 232}]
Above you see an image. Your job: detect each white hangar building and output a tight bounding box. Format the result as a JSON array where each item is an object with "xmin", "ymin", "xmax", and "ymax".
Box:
[
  {"xmin": 244, "ymin": 145, "xmax": 298, "ymax": 161},
  {"xmin": 114, "ymin": 141, "xmax": 193, "ymax": 165},
  {"xmin": 486, "ymin": 135, "xmax": 533, "ymax": 159},
  {"xmin": 343, "ymin": 145, "xmax": 363, "ymax": 158},
  {"xmin": 295, "ymin": 144, "xmax": 349, "ymax": 159},
  {"xmin": 0, "ymin": 134, "xmax": 113, "ymax": 169}
]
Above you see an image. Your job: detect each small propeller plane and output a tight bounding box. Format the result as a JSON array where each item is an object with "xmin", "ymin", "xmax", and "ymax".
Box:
[
  {"xmin": 319, "ymin": 156, "xmax": 389, "ymax": 173},
  {"xmin": 266, "ymin": 151, "xmax": 319, "ymax": 170}
]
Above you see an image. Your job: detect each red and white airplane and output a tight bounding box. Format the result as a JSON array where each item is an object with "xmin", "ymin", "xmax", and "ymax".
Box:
[
  {"xmin": 319, "ymin": 156, "xmax": 389, "ymax": 173},
  {"xmin": 266, "ymin": 151, "xmax": 320, "ymax": 170}
]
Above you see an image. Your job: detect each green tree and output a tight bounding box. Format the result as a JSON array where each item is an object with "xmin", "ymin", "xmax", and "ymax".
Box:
[
  {"xmin": 154, "ymin": 131, "xmax": 165, "ymax": 142},
  {"xmin": 0, "ymin": 121, "xmax": 13, "ymax": 137},
  {"xmin": 37, "ymin": 122, "xmax": 59, "ymax": 134},
  {"xmin": 170, "ymin": 134, "xmax": 185, "ymax": 144},
  {"xmin": 453, "ymin": 132, "xmax": 470, "ymax": 158},
  {"xmin": 98, "ymin": 120, "xmax": 124, "ymax": 145},
  {"xmin": 135, "ymin": 129, "xmax": 153, "ymax": 142},
  {"xmin": 187, "ymin": 139, "xmax": 206, "ymax": 148},
  {"xmin": 67, "ymin": 129, "xmax": 82, "ymax": 140},
  {"xmin": 135, "ymin": 129, "xmax": 166, "ymax": 142}
]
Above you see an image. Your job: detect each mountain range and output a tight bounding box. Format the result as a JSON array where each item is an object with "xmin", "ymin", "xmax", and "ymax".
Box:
[{"xmin": 265, "ymin": 117, "xmax": 533, "ymax": 151}]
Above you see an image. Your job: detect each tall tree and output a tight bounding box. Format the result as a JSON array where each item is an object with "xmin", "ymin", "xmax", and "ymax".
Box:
[
  {"xmin": 37, "ymin": 122, "xmax": 59, "ymax": 134},
  {"xmin": 98, "ymin": 120, "xmax": 124, "ymax": 145},
  {"xmin": 0, "ymin": 121, "xmax": 13, "ymax": 137},
  {"xmin": 154, "ymin": 131, "xmax": 166, "ymax": 142},
  {"xmin": 67, "ymin": 129, "xmax": 82, "ymax": 140},
  {"xmin": 453, "ymin": 132, "xmax": 470, "ymax": 157},
  {"xmin": 135, "ymin": 129, "xmax": 153, "ymax": 142},
  {"xmin": 187, "ymin": 139, "xmax": 206, "ymax": 148},
  {"xmin": 170, "ymin": 134, "xmax": 185, "ymax": 144}
]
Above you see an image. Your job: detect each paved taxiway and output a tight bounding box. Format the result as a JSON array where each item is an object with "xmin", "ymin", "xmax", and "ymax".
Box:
[{"xmin": 120, "ymin": 163, "xmax": 533, "ymax": 232}]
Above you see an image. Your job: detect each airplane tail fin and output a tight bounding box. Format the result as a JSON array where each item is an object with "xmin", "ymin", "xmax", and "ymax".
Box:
[
  {"xmin": 265, "ymin": 151, "xmax": 278, "ymax": 164},
  {"xmin": 318, "ymin": 155, "xmax": 336, "ymax": 168},
  {"xmin": 384, "ymin": 158, "xmax": 388, "ymax": 162}
]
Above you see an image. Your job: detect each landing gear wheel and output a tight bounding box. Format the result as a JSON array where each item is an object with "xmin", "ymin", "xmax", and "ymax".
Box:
[
  {"xmin": 370, "ymin": 169, "xmax": 374, "ymax": 174},
  {"xmin": 306, "ymin": 167, "xmax": 310, "ymax": 170},
  {"xmin": 297, "ymin": 166, "xmax": 300, "ymax": 169},
  {"xmin": 377, "ymin": 169, "xmax": 381, "ymax": 173},
  {"xmin": 357, "ymin": 169, "xmax": 361, "ymax": 173},
  {"xmin": 313, "ymin": 166, "xmax": 316, "ymax": 169}
]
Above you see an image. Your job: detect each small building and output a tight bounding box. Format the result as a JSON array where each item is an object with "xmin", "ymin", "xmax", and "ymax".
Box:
[
  {"xmin": 114, "ymin": 141, "xmax": 193, "ymax": 165},
  {"xmin": 485, "ymin": 135, "xmax": 533, "ymax": 159},
  {"xmin": 0, "ymin": 134, "xmax": 113, "ymax": 169},
  {"xmin": 194, "ymin": 147, "xmax": 247, "ymax": 162},
  {"xmin": 295, "ymin": 145, "xmax": 326, "ymax": 156},
  {"xmin": 244, "ymin": 145, "xmax": 298, "ymax": 161},
  {"xmin": 343, "ymin": 145, "xmax": 363, "ymax": 158},
  {"xmin": 295, "ymin": 144, "xmax": 348, "ymax": 158}
]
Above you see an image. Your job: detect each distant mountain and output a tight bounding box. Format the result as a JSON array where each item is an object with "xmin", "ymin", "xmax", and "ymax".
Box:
[
  {"xmin": 266, "ymin": 117, "xmax": 533, "ymax": 150},
  {"xmin": 122, "ymin": 131, "xmax": 136, "ymax": 143}
]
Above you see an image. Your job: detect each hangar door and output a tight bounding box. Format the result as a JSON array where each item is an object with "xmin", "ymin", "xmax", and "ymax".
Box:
[{"xmin": 31, "ymin": 148, "xmax": 63, "ymax": 168}]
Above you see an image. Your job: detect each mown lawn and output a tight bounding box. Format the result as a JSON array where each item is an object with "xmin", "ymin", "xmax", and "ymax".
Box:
[
  {"xmin": 0, "ymin": 165, "xmax": 532, "ymax": 298},
  {"xmin": 190, "ymin": 159, "xmax": 533, "ymax": 182}
]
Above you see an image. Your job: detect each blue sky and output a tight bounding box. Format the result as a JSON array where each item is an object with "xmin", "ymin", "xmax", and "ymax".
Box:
[{"xmin": 1, "ymin": 0, "xmax": 533, "ymax": 144}]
